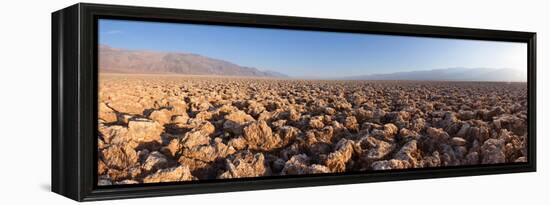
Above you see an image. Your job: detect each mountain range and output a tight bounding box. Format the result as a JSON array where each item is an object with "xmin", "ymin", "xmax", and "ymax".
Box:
[
  {"xmin": 342, "ymin": 67, "xmax": 526, "ymax": 82},
  {"xmin": 99, "ymin": 45, "xmax": 288, "ymax": 78},
  {"xmin": 100, "ymin": 45, "xmax": 525, "ymax": 82}
]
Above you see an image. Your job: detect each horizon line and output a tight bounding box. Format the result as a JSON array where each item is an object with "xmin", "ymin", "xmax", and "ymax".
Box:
[
  {"xmin": 99, "ymin": 71, "xmax": 527, "ymax": 83},
  {"xmin": 100, "ymin": 44, "xmax": 526, "ymax": 80}
]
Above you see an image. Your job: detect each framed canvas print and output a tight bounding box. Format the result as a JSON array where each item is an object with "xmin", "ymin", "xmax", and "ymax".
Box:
[{"xmin": 52, "ymin": 3, "xmax": 536, "ymax": 201}]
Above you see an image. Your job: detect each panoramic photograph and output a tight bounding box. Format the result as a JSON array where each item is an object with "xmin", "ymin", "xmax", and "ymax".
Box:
[{"xmin": 97, "ymin": 19, "xmax": 528, "ymax": 186}]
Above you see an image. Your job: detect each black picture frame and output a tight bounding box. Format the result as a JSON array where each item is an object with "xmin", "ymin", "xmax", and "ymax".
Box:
[{"xmin": 52, "ymin": 3, "xmax": 537, "ymax": 201}]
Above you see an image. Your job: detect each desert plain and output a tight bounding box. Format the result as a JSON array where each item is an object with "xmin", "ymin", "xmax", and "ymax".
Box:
[{"xmin": 97, "ymin": 74, "xmax": 528, "ymax": 185}]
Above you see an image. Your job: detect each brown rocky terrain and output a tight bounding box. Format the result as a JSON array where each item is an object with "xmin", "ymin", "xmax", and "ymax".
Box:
[{"xmin": 97, "ymin": 74, "xmax": 528, "ymax": 185}]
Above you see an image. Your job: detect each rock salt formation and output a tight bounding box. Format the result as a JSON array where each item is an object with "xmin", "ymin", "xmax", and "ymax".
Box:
[
  {"xmin": 243, "ymin": 120, "xmax": 281, "ymax": 151},
  {"xmin": 142, "ymin": 151, "xmax": 169, "ymax": 173},
  {"xmin": 223, "ymin": 111, "xmax": 255, "ymax": 135},
  {"xmin": 218, "ymin": 151, "xmax": 268, "ymax": 179},
  {"xmin": 126, "ymin": 119, "xmax": 164, "ymax": 148},
  {"xmin": 143, "ymin": 165, "xmax": 196, "ymax": 183},
  {"xmin": 98, "ymin": 75, "xmax": 528, "ymax": 184},
  {"xmin": 326, "ymin": 139, "xmax": 354, "ymax": 172}
]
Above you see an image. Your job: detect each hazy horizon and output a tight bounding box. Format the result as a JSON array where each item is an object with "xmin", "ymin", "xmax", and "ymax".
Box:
[{"xmin": 99, "ymin": 19, "xmax": 528, "ymax": 80}]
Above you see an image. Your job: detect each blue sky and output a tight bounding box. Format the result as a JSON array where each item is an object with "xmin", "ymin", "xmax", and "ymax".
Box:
[{"xmin": 99, "ymin": 19, "xmax": 527, "ymax": 78}]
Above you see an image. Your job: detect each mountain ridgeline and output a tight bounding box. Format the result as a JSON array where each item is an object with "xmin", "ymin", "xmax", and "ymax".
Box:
[
  {"xmin": 343, "ymin": 67, "xmax": 527, "ymax": 82},
  {"xmin": 99, "ymin": 45, "xmax": 288, "ymax": 78},
  {"xmin": 100, "ymin": 45, "xmax": 526, "ymax": 82}
]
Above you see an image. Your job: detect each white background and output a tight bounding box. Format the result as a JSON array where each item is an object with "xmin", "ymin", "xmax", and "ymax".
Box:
[{"xmin": 0, "ymin": 0, "xmax": 547, "ymax": 204}]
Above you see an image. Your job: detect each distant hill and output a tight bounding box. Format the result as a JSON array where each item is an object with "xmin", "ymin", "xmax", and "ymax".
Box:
[
  {"xmin": 99, "ymin": 45, "xmax": 288, "ymax": 78},
  {"xmin": 344, "ymin": 67, "xmax": 527, "ymax": 82}
]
